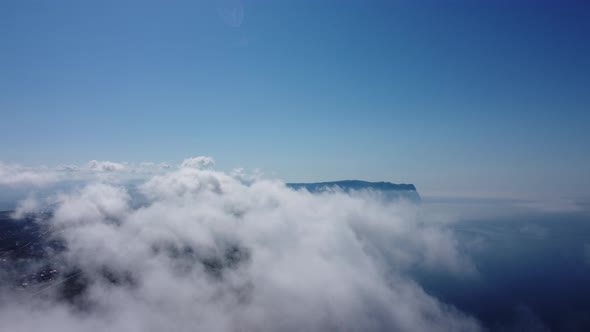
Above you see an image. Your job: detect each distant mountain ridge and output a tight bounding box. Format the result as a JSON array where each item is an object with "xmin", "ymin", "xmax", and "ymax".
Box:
[{"xmin": 286, "ymin": 180, "xmax": 420, "ymax": 202}]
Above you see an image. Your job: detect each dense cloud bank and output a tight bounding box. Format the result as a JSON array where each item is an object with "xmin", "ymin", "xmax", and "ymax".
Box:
[{"xmin": 0, "ymin": 157, "xmax": 482, "ymax": 332}]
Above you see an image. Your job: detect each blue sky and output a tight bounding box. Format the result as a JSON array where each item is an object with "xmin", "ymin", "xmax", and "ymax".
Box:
[{"xmin": 1, "ymin": 0, "xmax": 589, "ymax": 197}]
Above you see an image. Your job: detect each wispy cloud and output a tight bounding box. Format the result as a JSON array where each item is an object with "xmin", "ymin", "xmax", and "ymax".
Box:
[
  {"xmin": 87, "ymin": 160, "xmax": 126, "ymax": 172},
  {"xmin": 0, "ymin": 162, "xmax": 58, "ymax": 187}
]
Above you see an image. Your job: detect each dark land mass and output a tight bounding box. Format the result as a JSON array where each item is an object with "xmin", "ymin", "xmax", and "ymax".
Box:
[{"xmin": 287, "ymin": 180, "xmax": 421, "ymax": 202}]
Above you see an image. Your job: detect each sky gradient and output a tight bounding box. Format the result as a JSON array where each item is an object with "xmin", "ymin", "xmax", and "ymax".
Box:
[{"xmin": 1, "ymin": 0, "xmax": 589, "ymax": 198}]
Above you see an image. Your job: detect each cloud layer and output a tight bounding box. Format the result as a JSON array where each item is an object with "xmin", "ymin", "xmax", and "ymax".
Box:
[
  {"xmin": 0, "ymin": 162, "xmax": 58, "ymax": 187},
  {"xmin": 0, "ymin": 157, "xmax": 481, "ymax": 332}
]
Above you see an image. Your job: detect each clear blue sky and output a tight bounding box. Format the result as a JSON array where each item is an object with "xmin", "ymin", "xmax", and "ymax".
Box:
[{"xmin": 1, "ymin": 0, "xmax": 589, "ymax": 197}]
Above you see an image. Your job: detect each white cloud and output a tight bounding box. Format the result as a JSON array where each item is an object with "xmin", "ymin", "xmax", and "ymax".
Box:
[
  {"xmin": 88, "ymin": 160, "xmax": 126, "ymax": 172},
  {"xmin": 0, "ymin": 162, "xmax": 58, "ymax": 187},
  {"xmin": 12, "ymin": 195, "xmax": 42, "ymax": 219},
  {"xmin": 180, "ymin": 156, "xmax": 215, "ymax": 169},
  {"xmin": 230, "ymin": 167, "xmax": 263, "ymax": 184},
  {"xmin": 0, "ymin": 164, "xmax": 481, "ymax": 332},
  {"xmin": 52, "ymin": 183, "xmax": 131, "ymax": 227},
  {"xmin": 0, "ymin": 160, "xmax": 177, "ymax": 195}
]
